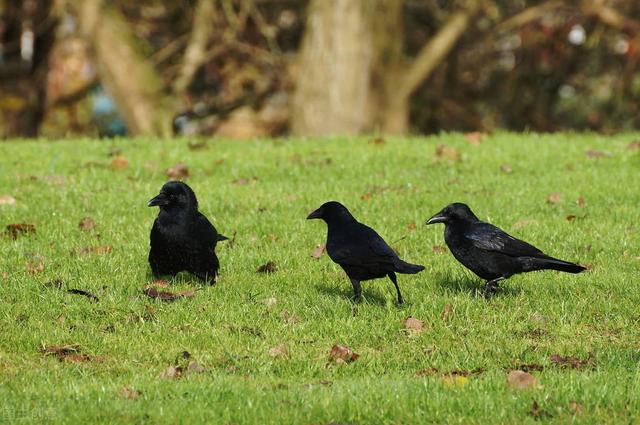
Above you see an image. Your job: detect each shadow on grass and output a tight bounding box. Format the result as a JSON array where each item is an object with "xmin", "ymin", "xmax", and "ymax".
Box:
[
  {"xmin": 433, "ymin": 273, "xmax": 521, "ymax": 298},
  {"xmin": 315, "ymin": 282, "xmax": 390, "ymax": 306}
]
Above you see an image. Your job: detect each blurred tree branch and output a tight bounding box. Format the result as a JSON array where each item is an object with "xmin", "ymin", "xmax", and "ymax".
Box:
[
  {"xmin": 582, "ymin": 0, "xmax": 640, "ymax": 31},
  {"xmin": 173, "ymin": 0, "xmax": 217, "ymax": 95},
  {"xmin": 78, "ymin": 0, "xmax": 175, "ymax": 136}
]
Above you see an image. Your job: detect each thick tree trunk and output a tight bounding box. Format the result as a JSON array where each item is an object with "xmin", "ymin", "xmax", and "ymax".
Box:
[
  {"xmin": 291, "ymin": 0, "xmax": 374, "ymax": 136},
  {"xmin": 79, "ymin": 0, "xmax": 175, "ymax": 137}
]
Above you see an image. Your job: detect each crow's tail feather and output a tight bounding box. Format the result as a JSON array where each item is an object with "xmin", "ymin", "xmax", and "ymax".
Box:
[
  {"xmin": 529, "ymin": 256, "xmax": 586, "ymax": 274},
  {"xmin": 394, "ymin": 259, "xmax": 425, "ymax": 274}
]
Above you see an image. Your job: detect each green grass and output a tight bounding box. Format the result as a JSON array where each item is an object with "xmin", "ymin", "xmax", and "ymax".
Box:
[{"xmin": 1, "ymin": 133, "xmax": 639, "ymax": 424}]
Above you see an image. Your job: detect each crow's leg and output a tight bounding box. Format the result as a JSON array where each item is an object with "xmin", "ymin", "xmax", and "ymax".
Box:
[
  {"xmin": 194, "ymin": 270, "xmax": 217, "ymax": 285},
  {"xmin": 483, "ymin": 277, "xmax": 505, "ymax": 298},
  {"xmin": 349, "ymin": 278, "xmax": 362, "ymax": 302},
  {"xmin": 388, "ymin": 272, "xmax": 404, "ymax": 305}
]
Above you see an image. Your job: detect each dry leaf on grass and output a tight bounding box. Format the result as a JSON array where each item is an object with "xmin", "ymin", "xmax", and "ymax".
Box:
[
  {"xmin": 549, "ymin": 353, "xmax": 594, "ymax": 370},
  {"xmin": 257, "ymin": 261, "xmax": 277, "ymax": 273},
  {"xmin": 576, "ymin": 196, "xmax": 586, "ymax": 207},
  {"xmin": 77, "ymin": 246, "xmax": 112, "ymax": 255},
  {"xmin": 6, "ymin": 223, "xmax": 36, "ymax": 239},
  {"xmin": 328, "ymin": 344, "xmax": 359, "ymax": 364},
  {"xmin": 435, "ymin": 144, "xmax": 461, "ymax": 162},
  {"xmin": 530, "ymin": 400, "xmax": 552, "ymax": 419},
  {"xmin": 404, "ymin": 317, "xmax": 424, "ymax": 334},
  {"xmin": 546, "ymin": 193, "xmax": 562, "ymax": 204},
  {"xmin": 78, "ymin": 217, "xmax": 96, "ymax": 231},
  {"xmin": 464, "ymin": 132, "xmax": 484, "ymax": 145},
  {"xmin": 500, "ymin": 164, "xmax": 513, "ymax": 174},
  {"xmin": 26, "ymin": 261, "xmax": 44, "ymax": 275},
  {"xmin": 441, "ymin": 303, "xmax": 453, "ymax": 321},
  {"xmin": 120, "ymin": 386, "xmax": 141, "ymax": 399},
  {"xmin": 0, "ymin": 195, "xmax": 16, "ymax": 205},
  {"xmin": 568, "ymin": 401, "xmax": 584, "ymax": 413},
  {"xmin": 166, "ymin": 163, "xmax": 190, "ymax": 180},
  {"xmin": 507, "ymin": 370, "xmax": 540, "ymax": 390},
  {"xmin": 187, "ymin": 141, "xmax": 208, "ymax": 151},
  {"xmin": 263, "ymin": 297, "xmax": 278, "ymax": 309},
  {"xmin": 41, "ymin": 344, "xmax": 94, "ymax": 363},
  {"xmin": 268, "ymin": 344, "xmax": 290, "ymax": 358},
  {"xmin": 280, "ymin": 310, "xmax": 300, "ymax": 324},
  {"xmin": 310, "ymin": 244, "xmax": 326, "ymax": 258},
  {"xmin": 369, "ymin": 137, "xmax": 386, "ymax": 145},
  {"xmin": 110, "ymin": 155, "xmax": 129, "ymax": 169},
  {"xmin": 432, "ymin": 245, "xmax": 448, "ymax": 254},
  {"xmin": 143, "ymin": 287, "xmax": 195, "ymax": 302}
]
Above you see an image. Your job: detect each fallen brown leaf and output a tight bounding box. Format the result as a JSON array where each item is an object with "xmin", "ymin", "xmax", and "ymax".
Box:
[
  {"xmin": 415, "ymin": 367, "xmax": 440, "ymax": 377},
  {"xmin": 232, "ymin": 176, "xmax": 258, "ymax": 185},
  {"xmin": 530, "ymin": 400, "xmax": 552, "ymax": 419},
  {"xmin": 360, "ymin": 192, "xmax": 373, "ymax": 201},
  {"xmin": 628, "ymin": 140, "xmax": 640, "ymax": 151},
  {"xmin": 441, "ymin": 303, "xmax": 453, "ymax": 321},
  {"xmin": 406, "ymin": 222, "xmax": 417, "ymax": 231},
  {"xmin": 77, "ymin": 246, "xmax": 112, "ymax": 255},
  {"xmin": 329, "ymin": 344, "xmax": 359, "ymax": 364},
  {"xmin": 310, "ymin": 244, "xmax": 326, "ymax": 258},
  {"xmin": 511, "ymin": 362, "xmax": 544, "ymax": 372},
  {"xmin": 143, "ymin": 279, "xmax": 169, "ymax": 290},
  {"xmin": 160, "ymin": 365, "xmax": 182, "ymax": 379},
  {"xmin": 6, "ymin": 223, "xmax": 36, "ymax": 239},
  {"xmin": 41, "ymin": 344, "xmax": 93, "ymax": 362},
  {"xmin": 43, "ymin": 279, "xmax": 64, "ymax": 289},
  {"xmin": 512, "ymin": 219, "xmax": 538, "ymax": 230},
  {"xmin": 507, "ymin": 370, "xmax": 540, "ymax": 390},
  {"xmin": 435, "ymin": 144, "xmax": 461, "ymax": 161},
  {"xmin": 500, "ymin": 164, "xmax": 513, "ymax": 174},
  {"xmin": 585, "ymin": 149, "xmax": 608, "ymax": 158},
  {"xmin": 546, "ymin": 193, "xmax": 562, "ymax": 204},
  {"xmin": 263, "ymin": 297, "xmax": 278, "ymax": 308},
  {"xmin": 26, "ymin": 260, "xmax": 44, "ymax": 275},
  {"xmin": 280, "ymin": 310, "xmax": 300, "ymax": 324},
  {"xmin": 464, "ymin": 132, "xmax": 484, "ymax": 145},
  {"xmin": 166, "ymin": 163, "xmax": 190, "ymax": 180},
  {"xmin": 432, "ymin": 245, "xmax": 448, "ymax": 254},
  {"xmin": 369, "ymin": 137, "xmax": 386, "ymax": 145},
  {"xmin": 67, "ymin": 288, "xmax": 99, "ymax": 302},
  {"xmin": 568, "ymin": 401, "xmax": 584, "ymax": 414},
  {"xmin": 566, "ymin": 215, "xmax": 576, "ymax": 222},
  {"xmin": 0, "ymin": 195, "xmax": 16, "ymax": 205},
  {"xmin": 257, "ymin": 261, "xmax": 277, "ymax": 273},
  {"xmin": 549, "ymin": 353, "xmax": 594, "ymax": 370},
  {"xmin": 404, "ymin": 317, "xmax": 424, "ymax": 333},
  {"xmin": 78, "ymin": 217, "xmax": 96, "ymax": 231},
  {"xmin": 110, "ymin": 155, "xmax": 129, "ymax": 169},
  {"xmin": 143, "ymin": 287, "xmax": 195, "ymax": 302},
  {"xmin": 576, "ymin": 197, "xmax": 586, "ymax": 208},
  {"xmin": 268, "ymin": 344, "xmax": 290, "ymax": 358},
  {"xmin": 120, "ymin": 385, "xmax": 141, "ymax": 400}
]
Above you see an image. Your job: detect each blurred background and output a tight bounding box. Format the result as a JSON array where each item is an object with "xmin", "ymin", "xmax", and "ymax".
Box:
[{"xmin": 0, "ymin": 0, "xmax": 639, "ymax": 139}]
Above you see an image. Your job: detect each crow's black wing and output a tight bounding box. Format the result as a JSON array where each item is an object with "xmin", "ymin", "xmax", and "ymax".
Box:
[
  {"xmin": 329, "ymin": 223, "xmax": 397, "ymax": 266},
  {"xmin": 193, "ymin": 212, "xmax": 220, "ymax": 249},
  {"xmin": 464, "ymin": 222, "xmax": 543, "ymax": 257}
]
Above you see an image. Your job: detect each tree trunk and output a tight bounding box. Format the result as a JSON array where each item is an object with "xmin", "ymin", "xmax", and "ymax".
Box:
[
  {"xmin": 78, "ymin": 0, "xmax": 175, "ymax": 137},
  {"xmin": 291, "ymin": 0, "xmax": 374, "ymax": 136}
]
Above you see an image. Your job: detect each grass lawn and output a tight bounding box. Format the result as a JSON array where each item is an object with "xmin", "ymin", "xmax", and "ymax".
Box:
[{"xmin": 1, "ymin": 133, "xmax": 639, "ymax": 424}]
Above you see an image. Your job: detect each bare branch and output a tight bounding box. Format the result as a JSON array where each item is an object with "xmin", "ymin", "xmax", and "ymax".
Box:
[
  {"xmin": 173, "ymin": 0, "xmax": 217, "ymax": 94},
  {"xmin": 582, "ymin": 0, "xmax": 640, "ymax": 31},
  {"xmin": 398, "ymin": 7, "xmax": 477, "ymax": 100}
]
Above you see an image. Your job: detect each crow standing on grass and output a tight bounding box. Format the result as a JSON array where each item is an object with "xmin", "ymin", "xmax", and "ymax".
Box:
[
  {"xmin": 426, "ymin": 203, "xmax": 586, "ymax": 295},
  {"xmin": 307, "ymin": 201, "xmax": 425, "ymax": 304},
  {"xmin": 148, "ymin": 181, "xmax": 228, "ymax": 284}
]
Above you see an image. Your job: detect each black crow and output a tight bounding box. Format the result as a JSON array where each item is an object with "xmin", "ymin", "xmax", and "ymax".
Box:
[
  {"xmin": 426, "ymin": 203, "xmax": 586, "ymax": 295},
  {"xmin": 148, "ymin": 181, "xmax": 228, "ymax": 284},
  {"xmin": 307, "ymin": 201, "xmax": 425, "ymax": 304}
]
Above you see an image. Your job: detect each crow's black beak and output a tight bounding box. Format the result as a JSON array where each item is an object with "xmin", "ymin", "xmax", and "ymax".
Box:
[
  {"xmin": 306, "ymin": 208, "xmax": 322, "ymax": 220},
  {"xmin": 148, "ymin": 193, "xmax": 169, "ymax": 207},
  {"xmin": 426, "ymin": 212, "xmax": 448, "ymax": 225}
]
